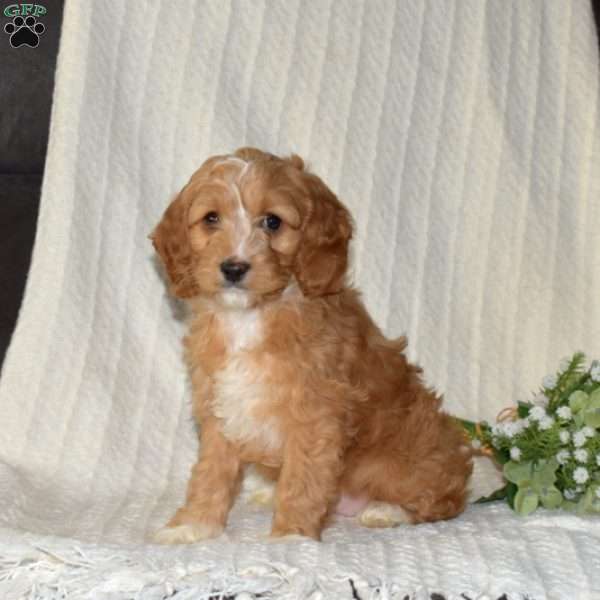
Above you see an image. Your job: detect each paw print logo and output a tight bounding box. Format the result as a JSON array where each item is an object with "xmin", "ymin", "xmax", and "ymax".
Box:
[{"xmin": 4, "ymin": 15, "xmax": 45, "ymax": 48}]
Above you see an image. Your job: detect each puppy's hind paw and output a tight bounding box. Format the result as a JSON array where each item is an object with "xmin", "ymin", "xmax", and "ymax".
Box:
[
  {"xmin": 152, "ymin": 522, "xmax": 223, "ymax": 545},
  {"xmin": 358, "ymin": 501, "xmax": 411, "ymax": 528}
]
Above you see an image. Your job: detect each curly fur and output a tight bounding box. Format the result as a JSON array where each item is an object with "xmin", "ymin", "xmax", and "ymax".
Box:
[{"xmin": 151, "ymin": 148, "xmax": 473, "ymax": 542}]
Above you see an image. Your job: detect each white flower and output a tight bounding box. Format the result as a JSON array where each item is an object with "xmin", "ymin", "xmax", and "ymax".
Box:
[
  {"xmin": 510, "ymin": 420, "xmax": 527, "ymax": 437},
  {"xmin": 564, "ymin": 489, "xmax": 577, "ymax": 500},
  {"xmin": 596, "ymin": 488, "xmax": 600, "ymax": 500},
  {"xmin": 542, "ymin": 374, "xmax": 558, "ymax": 389},
  {"xmin": 492, "ymin": 423, "xmax": 509, "ymax": 438},
  {"xmin": 573, "ymin": 467, "xmax": 590, "ymax": 484},
  {"xmin": 573, "ymin": 431, "xmax": 587, "ymax": 448},
  {"xmin": 529, "ymin": 406, "xmax": 547, "ymax": 421},
  {"xmin": 471, "ymin": 439, "xmax": 482, "ymax": 450},
  {"xmin": 574, "ymin": 449, "xmax": 589, "ymax": 463},
  {"xmin": 559, "ymin": 430, "xmax": 570, "ymax": 444},
  {"xmin": 556, "ymin": 450, "xmax": 570, "ymax": 465},
  {"xmin": 502, "ymin": 423, "xmax": 514, "ymax": 437},
  {"xmin": 493, "ymin": 420, "xmax": 526, "ymax": 439},
  {"xmin": 510, "ymin": 447, "xmax": 522, "ymax": 461},
  {"xmin": 557, "ymin": 406, "xmax": 572, "ymax": 420},
  {"xmin": 591, "ymin": 362, "xmax": 600, "ymax": 382},
  {"xmin": 582, "ymin": 426, "xmax": 595, "ymax": 438},
  {"xmin": 539, "ymin": 416, "xmax": 554, "ymax": 431},
  {"xmin": 534, "ymin": 393, "xmax": 549, "ymax": 407},
  {"xmin": 596, "ymin": 453, "xmax": 600, "ymax": 467}
]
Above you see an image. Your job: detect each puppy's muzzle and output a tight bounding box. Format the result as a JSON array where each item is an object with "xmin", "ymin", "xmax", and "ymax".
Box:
[{"xmin": 220, "ymin": 259, "xmax": 251, "ymax": 284}]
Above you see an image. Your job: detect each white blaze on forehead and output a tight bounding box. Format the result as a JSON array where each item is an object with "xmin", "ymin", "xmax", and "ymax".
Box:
[
  {"xmin": 214, "ymin": 157, "xmax": 255, "ymax": 259},
  {"xmin": 230, "ymin": 181, "xmax": 253, "ymax": 258},
  {"xmin": 214, "ymin": 156, "xmax": 245, "ymax": 168},
  {"xmin": 214, "ymin": 156, "xmax": 252, "ymax": 179}
]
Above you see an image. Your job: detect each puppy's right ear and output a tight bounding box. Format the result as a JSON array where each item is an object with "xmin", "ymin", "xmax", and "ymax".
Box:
[{"xmin": 150, "ymin": 191, "xmax": 200, "ymax": 299}]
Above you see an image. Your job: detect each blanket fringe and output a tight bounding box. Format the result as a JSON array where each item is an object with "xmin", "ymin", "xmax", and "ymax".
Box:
[{"xmin": 0, "ymin": 538, "xmax": 526, "ymax": 600}]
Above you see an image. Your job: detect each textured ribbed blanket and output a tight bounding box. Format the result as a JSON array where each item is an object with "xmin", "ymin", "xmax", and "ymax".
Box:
[{"xmin": 1, "ymin": 1, "xmax": 599, "ymax": 598}]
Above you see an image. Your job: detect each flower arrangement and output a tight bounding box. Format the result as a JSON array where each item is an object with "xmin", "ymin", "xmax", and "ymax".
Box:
[{"xmin": 460, "ymin": 352, "xmax": 600, "ymax": 515}]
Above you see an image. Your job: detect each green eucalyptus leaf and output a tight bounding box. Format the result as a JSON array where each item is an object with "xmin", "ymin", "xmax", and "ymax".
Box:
[
  {"xmin": 574, "ymin": 412, "xmax": 586, "ymax": 428},
  {"xmin": 503, "ymin": 460, "xmax": 533, "ymax": 485},
  {"xmin": 589, "ymin": 388, "xmax": 600, "ymax": 405},
  {"xmin": 561, "ymin": 499, "xmax": 579, "ymax": 512},
  {"xmin": 577, "ymin": 490, "xmax": 594, "ymax": 514},
  {"xmin": 569, "ymin": 391, "xmax": 589, "ymax": 414},
  {"xmin": 514, "ymin": 486, "xmax": 539, "ymax": 516},
  {"xmin": 583, "ymin": 407, "xmax": 600, "ymax": 428},
  {"xmin": 531, "ymin": 459, "xmax": 559, "ymax": 487},
  {"xmin": 587, "ymin": 397, "xmax": 600, "ymax": 411},
  {"xmin": 589, "ymin": 488, "xmax": 600, "ymax": 513},
  {"xmin": 582, "ymin": 394, "xmax": 600, "ymax": 428},
  {"xmin": 538, "ymin": 485, "xmax": 563, "ymax": 509}
]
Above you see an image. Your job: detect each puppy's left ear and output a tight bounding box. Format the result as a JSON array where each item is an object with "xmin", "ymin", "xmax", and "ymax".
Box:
[
  {"xmin": 150, "ymin": 189, "xmax": 200, "ymax": 299},
  {"xmin": 294, "ymin": 173, "xmax": 353, "ymax": 297}
]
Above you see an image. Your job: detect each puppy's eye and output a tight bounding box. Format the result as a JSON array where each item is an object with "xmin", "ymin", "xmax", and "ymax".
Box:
[
  {"xmin": 203, "ymin": 211, "xmax": 220, "ymax": 226},
  {"xmin": 262, "ymin": 214, "xmax": 282, "ymax": 232}
]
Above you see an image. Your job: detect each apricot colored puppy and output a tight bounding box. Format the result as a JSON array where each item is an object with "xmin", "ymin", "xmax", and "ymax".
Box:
[{"xmin": 151, "ymin": 148, "xmax": 472, "ymax": 543}]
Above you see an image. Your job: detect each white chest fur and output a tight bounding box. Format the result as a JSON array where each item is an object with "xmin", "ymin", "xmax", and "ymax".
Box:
[{"xmin": 211, "ymin": 307, "xmax": 281, "ymax": 450}]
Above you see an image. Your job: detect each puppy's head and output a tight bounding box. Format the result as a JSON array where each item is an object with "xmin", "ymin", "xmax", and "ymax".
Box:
[{"xmin": 150, "ymin": 148, "xmax": 352, "ymax": 306}]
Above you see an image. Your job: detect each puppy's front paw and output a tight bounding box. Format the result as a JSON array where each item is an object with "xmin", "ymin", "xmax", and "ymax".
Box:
[
  {"xmin": 358, "ymin": 501, "xmax": 411, "ymax": 528},
  {"xmin": 270, "ymin": 522, "xmax": 320, "ymax": 542},
  {"xmin": 152, "ymin": 522, "xmax": 223, "ymax": 545}
]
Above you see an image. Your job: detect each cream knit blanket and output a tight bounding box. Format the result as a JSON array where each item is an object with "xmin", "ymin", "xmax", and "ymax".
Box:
[{"xmin": 1, "ymin": 1, "xmax": 599, "ymax": 598}]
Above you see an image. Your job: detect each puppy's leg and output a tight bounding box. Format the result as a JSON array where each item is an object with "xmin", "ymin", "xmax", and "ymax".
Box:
[
  {"xmin": 271, "ymin": 426, "xmax": 343, "ymax": 541},
  {"xmin": 393, "ymin": 414, "xmax": 472, "ymax": 524},
  {"xmin": 343, "ymin": 406, "xmax": 472, "ymax": 526},
  {"xmin": 153, "ymin": 418, "xmax": 241, "ymax": 544}
]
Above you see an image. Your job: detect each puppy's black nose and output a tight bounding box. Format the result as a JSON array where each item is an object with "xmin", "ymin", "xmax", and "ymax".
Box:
[{"xmin": 220, "ymin": 259, "xmax": 251, "ymax": 283}]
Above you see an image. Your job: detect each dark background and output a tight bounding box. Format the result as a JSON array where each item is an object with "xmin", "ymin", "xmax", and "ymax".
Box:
[
  {"xmin": 0, "ymin": 0, "xmax": 598, "ymax": 370},
  {"xmin": 0, "ymin": 0, "xmax": 63, "ymax": 366}
]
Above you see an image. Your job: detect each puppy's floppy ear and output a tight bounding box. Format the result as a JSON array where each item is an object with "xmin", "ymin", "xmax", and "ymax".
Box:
[
  {"xmin": 150, "ymin": 189, "xmax": 200, "ymax": 299},
  {"xmin": 294, "ymin": 173, "xmax": 353, "ymax": 297}
]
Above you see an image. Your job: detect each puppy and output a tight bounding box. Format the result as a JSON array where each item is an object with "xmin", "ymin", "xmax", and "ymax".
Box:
[{"xmin": 151, "ymin": 147, "xmax": 472, "ymax": 543}]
